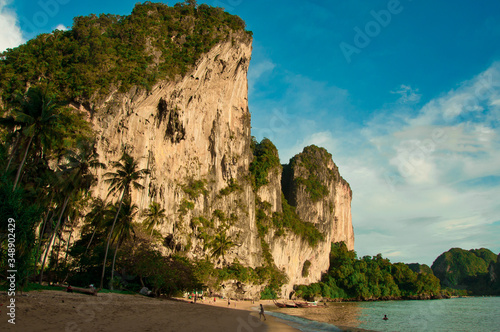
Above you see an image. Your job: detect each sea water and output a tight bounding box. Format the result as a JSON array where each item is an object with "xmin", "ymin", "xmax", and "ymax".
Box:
[{"xmin": 267, "ymin": 297, "xmax": 500, "ymax": 331}]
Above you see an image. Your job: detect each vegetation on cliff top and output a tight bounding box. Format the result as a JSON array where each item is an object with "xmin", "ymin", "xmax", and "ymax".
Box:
[
  {"xmin": 431, "ymin": 247, "xmax": 500, "ymax": 295},
  {"xmin": 283, "ymin": 145, "xmax": 339, "ymax": 203},
  {"xmin": 249, "ymin": 137, "xmax": 281, "ymax": 190},
  {"xmin": 0, "ymin": 1, "xmax": 251, "ymax": 106}
]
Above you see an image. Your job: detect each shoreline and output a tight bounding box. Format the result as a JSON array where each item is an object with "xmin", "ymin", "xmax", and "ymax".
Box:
[{"xmin": 0, "ymin": 290, "xmax": 300, "ymax": 332}]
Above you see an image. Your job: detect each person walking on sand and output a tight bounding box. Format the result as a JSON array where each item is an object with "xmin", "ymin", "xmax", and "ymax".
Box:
[{"xmin": 259, "ymin": 304, "xmax": 266, "ymax": 321}]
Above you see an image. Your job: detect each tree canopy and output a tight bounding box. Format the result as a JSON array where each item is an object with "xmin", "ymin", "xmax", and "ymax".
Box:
[{"xmin": 0, "ymin": 2, "xmax": 251, "ymax": 106}]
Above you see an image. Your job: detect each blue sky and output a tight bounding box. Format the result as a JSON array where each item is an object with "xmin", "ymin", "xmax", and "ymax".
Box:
[{"xmin": 1, "ymin": 0, "xmax": 499, "ymax": 265}]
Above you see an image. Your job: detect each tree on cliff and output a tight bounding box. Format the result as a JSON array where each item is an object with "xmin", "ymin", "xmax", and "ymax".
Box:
[
  {"xmin": 209, "ymin": 231, "xmax": 235, "ymax": 263},
  {"xmin": 100, "ymin": 152, "xmax": 148, "ymax": 289},
  {"xmin": 142, "ymin": 201, "xmax": 166, "ymax": 238}
]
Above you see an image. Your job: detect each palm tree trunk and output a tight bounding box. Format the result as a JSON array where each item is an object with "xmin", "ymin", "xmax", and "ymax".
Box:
[
  {"xmin": 5, "ymin": 133, "xmax": 22, "ymax": 172},
  {"xmin": 39, "ymin": 195, "xmax": 70, "ymax": 284},
  {"xmin": 64, "ymin": 229, "xmax": 73, "ymax": 266},
  {"xmin": 110, "ymin": 239, "xmax": 122, "ymax": 291},
  {"xmin": 13, "ymin": 134, "xmax": 34, "ymax": 191},
  {"xmin": 34, "ymin": 207, "xmax": 53, "ymax": 275},
  {"xmin": 84, "ymin": 226, "xmax": 98, "ymax": 254},
  {"xmin": 100, "ymin": 189, "xmax": 125, "ymax": 289}
]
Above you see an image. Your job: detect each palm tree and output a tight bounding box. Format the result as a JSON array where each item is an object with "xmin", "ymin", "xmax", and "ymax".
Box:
[
  {"xmin": 39, "ymin": 140, "xmax": 104, "ymax": 284},
  {"xmin": 0, "ymin": 114, "xmax": 23, "ymax": 173},
  {"xmin": 142, "ymin": 201, "xmax": 166, "ymax": 237},
  {"xmin": 209, "ymin": 231, "xmax": 235, "ymax": 263},
  {"xmin": 5, "ymin": 87, "xmax": 63, "ymax": 190},
  {"xmin": 82, "ymin": 197, "xmax": 110, "ymax": 253},
  {"xmin": 100, "ymin": 151, "xmax": 148, "ymax": 289},
  {"xmin": 108, "ymin": 199, "xmax": 137, "ymax": 290}
]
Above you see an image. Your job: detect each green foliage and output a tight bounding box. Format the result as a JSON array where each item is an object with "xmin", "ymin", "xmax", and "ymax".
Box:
[
  {"xmin": 219, "ymin": 178, "xmax": 241, "ymax": 196},
  {"xmin": 178, "ymin": 199, "xmax": 195, "ymax": 215},
  {"xmin": 271, "ymin": 195, "xmax": 324, "ymax": 247},
  {"xmin": 124, "ymin": 242, "xmax": 203, "ymax": 296},
  {"xmin": 295, "ymin": 176, "xmax": 329, "ymax": 202},
  {"xmin": 302, "ymin": 260, "xmax": 311, "ymax": 277},
  {"xmin": 209, "ymin": 230, "xmax": 234, "ymax": 261},
  {"xmin": 0, "ymin": 178, "xmax": 43, "ymax": 290},
  {"xmin": 252, "ymin": 197, "xmax": 288, "ymax": 296},
  {"xmin": 287, "ymin": 145, "xmax": 336, "ymax": 202},
  {"xmin": 431, "ymin": 247, "xmax": 499, "ymax": 295},
  {"xmin": 407, "ymin": 263, "xmax": 434, "ymax": 275},
  {"xmin": 295, "ymin": 242, "xmax": 442, "ymax": 301},
  {"xmin": 260, "ymin": 286, "xmax": 278, "ymax": 300},
  {"xmin": 0, "ymin": 2, "xmax": 251, "ymax": 105},
  {"xmin": 182, "ymin": 179, "xmax": 208, "ymax": 200},
  {"xmin": 142, "ymin": 201, "xmax": 166, "ymax": 237},
  {"xmin": 249, "ymin": 137, "xmax": 281, "ymax": 190}
]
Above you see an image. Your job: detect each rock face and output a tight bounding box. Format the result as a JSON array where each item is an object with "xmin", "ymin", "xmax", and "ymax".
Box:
[
  {"xmin": 79, "ymin": 33, "xmax": 353, "ymax": 297},
  {"xmin": 276, "ymin": 146, "xmax": 354, "ymax": 297}
]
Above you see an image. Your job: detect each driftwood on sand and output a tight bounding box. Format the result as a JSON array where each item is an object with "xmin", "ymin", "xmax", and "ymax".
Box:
[{"xmin": 56, "ymin": 284, "xmax": 99, "ymax": 296}]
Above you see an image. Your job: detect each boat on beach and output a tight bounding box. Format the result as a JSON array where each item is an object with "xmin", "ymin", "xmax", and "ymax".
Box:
[
  {"xmin": 294, "ymin": 301, "xmax": 318, "ymax": 308},
  {"xmin": 273, "ymin": 300, "xmax": 298, "ymax": 308}
]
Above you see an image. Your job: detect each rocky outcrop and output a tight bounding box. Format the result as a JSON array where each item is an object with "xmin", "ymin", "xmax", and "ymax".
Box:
[
  {"xmin": 74, "ymin": 32, "xmax": 353, "ymax": 298},
  {"xmin": 80, "ymin": 31, "xmax": 264, "ymax": 268},
  {"xmin": 269, "ymin": 146, "xmax": 354, "ymax": 297}
]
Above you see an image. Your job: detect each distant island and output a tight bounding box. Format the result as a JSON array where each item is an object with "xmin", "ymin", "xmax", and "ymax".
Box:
[{"xmin": 294, "ymin": 244, "xmax": 500, "ymax": 301}]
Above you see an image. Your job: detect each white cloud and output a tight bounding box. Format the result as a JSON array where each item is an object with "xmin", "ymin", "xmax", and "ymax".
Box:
[
  {"xmin": 0, "ymin": 0, "xmax": 24, "ymax": 52},
  {"xmin": 54, "ymin": 23, "xmax": 68, "ymax": 31},
  {"xmin": 306, "ymin": 62, "xmax": 500, "ymax": 265},
  {"xmin": 391, "ymin": 84, "xmax": 421, "ymax": 104},
  {"xmin": 249, "ymin": 55, "xmax": 500, "ymax": 264},
  {"xmin": 248, "ymin": 59, "xmax": 275, "ymax": 96}
]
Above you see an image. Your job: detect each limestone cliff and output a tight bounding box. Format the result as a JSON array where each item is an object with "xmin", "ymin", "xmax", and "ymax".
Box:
[
  {"xmin": 0, "ymin": 2, "xmax": 354, "ymax": 300},
  {"xmin": 254, "ymin": 145, "xmax": 354, "ymax": 297},
  {"xmin": 79, "ymin": 31, "xmax": 267, "ymax": 269},
  {"xmin": 78, "ymin": 31, "xmax": 355, "ymax": 295},
  {"xmin": 81, "ymin": 34, "xmax": 355, "ymax": 297}
]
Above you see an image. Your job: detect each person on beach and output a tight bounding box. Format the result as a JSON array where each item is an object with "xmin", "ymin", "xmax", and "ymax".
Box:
[
  {"xmin": 259, "ymin": 304, "xmax": 266, "ymax": 321},
  {"xmin": 228, "ymin": 298, "xmax": 231, "ymax": 306}
]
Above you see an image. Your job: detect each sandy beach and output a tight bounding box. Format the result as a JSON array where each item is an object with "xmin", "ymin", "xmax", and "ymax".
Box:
[{"xmin": 0, "ymin": 290, "xmax": 299, "ymax": 332}]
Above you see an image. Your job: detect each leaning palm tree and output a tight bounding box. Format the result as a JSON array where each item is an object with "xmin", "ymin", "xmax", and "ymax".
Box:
[
  {"xmin": 82, "ymin": 197, "xmax": 110, "ymax": 253},
  {"xmin": 100, "ymin": 151, "xmax": 148, "ymax": 289},
  {"xmin": 209, "ymin": 231, "xmax": 235, "ymax": 263},
  {"xmin": 108, "ymin": 199, "xmax": 137, "ymax": 290},
  {"xmin": 38, "ymin": 140, "xmax": 104, "ymax": 284},
  {"xmin": 142, "ymin": 201, "xmax": 166, "ymax": 237},
  {"xmin": 5, "ymin": 87, "xmax": 63, "ymax": 190}
]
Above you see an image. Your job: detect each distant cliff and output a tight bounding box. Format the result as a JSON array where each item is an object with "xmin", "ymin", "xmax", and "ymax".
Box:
[{"xmin": 431, "ymin": 248, "xmax": 500, "ymax": 295}]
